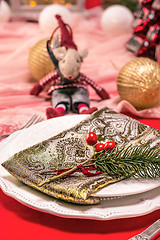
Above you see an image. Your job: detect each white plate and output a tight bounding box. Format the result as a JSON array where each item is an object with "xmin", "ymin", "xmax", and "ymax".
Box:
[{"xmin": 0, "ymin": 115, "xmax": 160, "ymax": 220}]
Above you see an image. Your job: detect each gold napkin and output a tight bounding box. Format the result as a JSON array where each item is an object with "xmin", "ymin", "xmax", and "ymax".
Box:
[{"xmin": 2, "ymin": 108, "xmax": 160, "ymax": 205}]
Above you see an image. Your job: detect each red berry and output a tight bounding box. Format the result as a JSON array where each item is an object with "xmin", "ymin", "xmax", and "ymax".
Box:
[
  {"xmin": 85, "ymin": 132, "xmax": 98, "ymax": 146},
  {"xmin": 104, "ymin": 141, "xmax": 116, "ymax": 151},
  {"xmin": 95, "ymin": 143, "xmax": 105, "ymax": 152}
]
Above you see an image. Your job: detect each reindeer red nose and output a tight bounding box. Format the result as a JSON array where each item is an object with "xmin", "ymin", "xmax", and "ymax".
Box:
[{"xmin": 68, "ymin": 75, "xmax": 72, "ymax": 79}]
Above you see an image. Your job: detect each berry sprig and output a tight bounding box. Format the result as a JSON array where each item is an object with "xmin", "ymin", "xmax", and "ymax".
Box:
[
  {"xmin": 85, "ymin": 132, "xmax": 98, "ymax": 146},
  {"xmin": 38, "ymin": 132, "xmax": 116, "ymax": 186},
  {"xmin": 85, "ymin": 131, "xmax": 116, "ymax": 152},
  {"xmin": 38, "ymin": 132, "xmax": 160, "ymax": 187}
]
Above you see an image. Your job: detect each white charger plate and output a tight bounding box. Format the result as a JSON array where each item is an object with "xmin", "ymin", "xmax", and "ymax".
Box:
[{"xmin": 0, "ymin": 114, "xmax": 160, "ymax": 220}]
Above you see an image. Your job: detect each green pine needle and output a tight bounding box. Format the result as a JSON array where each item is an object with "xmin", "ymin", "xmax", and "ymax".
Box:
[{"xmin": 95, "ymin": 145, "xmax": 160, "ymax": 179}]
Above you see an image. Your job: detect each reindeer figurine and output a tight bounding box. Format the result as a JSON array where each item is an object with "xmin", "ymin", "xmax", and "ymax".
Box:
[{"xmin": 30, "ymin": 15, "xmax": 109, "ymax": 119}]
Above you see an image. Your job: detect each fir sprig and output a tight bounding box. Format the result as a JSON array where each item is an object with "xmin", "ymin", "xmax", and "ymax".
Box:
[
  {"xmin": 95, "ymin": 145, "xmax": 160, "ymax": 179},
  {"xmin": 38, "ymin": 145, "xmax": 160, "ymax": 187}
]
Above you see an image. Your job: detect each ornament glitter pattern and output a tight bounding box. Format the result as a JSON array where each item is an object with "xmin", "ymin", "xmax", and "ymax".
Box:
[
  {"xmin": 117, "ymin": 57, "xmax": 160, "ymax": 109},
  {"xmin": 28, "ymin": 38, "xmax": 55, "ymax": 81}
]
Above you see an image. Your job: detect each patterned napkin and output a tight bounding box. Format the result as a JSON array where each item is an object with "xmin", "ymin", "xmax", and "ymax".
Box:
[{"xmin": 2, "ymin": 108, "xmax": 160, "ymax": 205}]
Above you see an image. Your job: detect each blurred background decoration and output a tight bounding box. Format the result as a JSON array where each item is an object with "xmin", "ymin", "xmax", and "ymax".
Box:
[
  {"xmin": 117, "ymin": 57, "xmax": 160, "ymax": 110},
  {"xmin": 38, "ymin": 3, "xmax": 73, "ymax": 33},
  {"xmin": 100, "ymin": 4, "xmax": 134, "ymax": 37},
  {"xmin": 126, "ymin": 0, "xmax": 160, "ymax": 61},
  {"xmin": 9, "ymin": 0, "xmax": 83, "ymax": 21},
  {"xmin": 28, "ymin": 37, "xmax": 56, "ymax": 81},
  {"xmin": 0, "ymin": 0, "xmax": 11, "ymax": 22},
  {"xmin": 7, "ymin": 0, "xmax": 138, "ymax": 21}
]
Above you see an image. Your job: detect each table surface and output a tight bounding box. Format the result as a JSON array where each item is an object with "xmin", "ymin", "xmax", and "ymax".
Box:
[{"xmin": 0, "ymin": 14, "xmax": 160, "ymax": 240}]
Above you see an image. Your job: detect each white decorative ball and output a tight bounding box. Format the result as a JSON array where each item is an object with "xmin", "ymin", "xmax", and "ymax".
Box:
[
  {"xmin": 38, "ymin": 4, "xmax": 72, "ymax": 34},
  {"xmin": 100, "ymin": 5, "xmax": 134, "ymax": 37},
  {"xmin": 0, "ymin": 0, "xmax": 11, "ymax": 22}
]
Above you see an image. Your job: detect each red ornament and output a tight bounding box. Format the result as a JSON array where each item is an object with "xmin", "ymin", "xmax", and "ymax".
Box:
[
  {"xmin": 95, "ymin": 143, "xmax": 105, "ymax": 152},
  {"xmin": 133, "ymin": 6, "xmax": 150, "ymax": 19},
  {"xmin": 85, "ymin": 132, "xmax": 98, "ymax": 146},
  {"xmin": 127, "ymin": 0, "xmax": 160, "ymax": 60},
  {"xmin": 137, "ymin": 40, "xmax": 156, "ymax": 59},
  {"xmin": 85, "ymin": 0, "xmax": 102, "ymax": 9},
  {"xmin": 133, "ymin": 19, "xmax": 149, "ymax": 38},
  {"xmin": 146, "ymin": 24, "xmax": 160, "ymax": 43},
  {"xmin": 104, "ymin": 141, "xmax": 116, "ymax": 151},
  {"xmin": 152, "ymin": 0, "xmax": 160, "ymax": 10}
]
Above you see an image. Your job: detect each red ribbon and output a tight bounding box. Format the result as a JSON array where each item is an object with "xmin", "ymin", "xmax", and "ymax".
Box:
[{"xmin": 56, "ymin": 164, "xmax": 101, "ymax": 177}]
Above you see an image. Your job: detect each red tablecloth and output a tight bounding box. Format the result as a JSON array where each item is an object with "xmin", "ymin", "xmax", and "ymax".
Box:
[
  {"xmin": 0, "ymin": 169, "xmax": 159, "ymax": 240},
  {"xmin": 0, "ymin": 14, "xmax": 160, "ymax": 240}
]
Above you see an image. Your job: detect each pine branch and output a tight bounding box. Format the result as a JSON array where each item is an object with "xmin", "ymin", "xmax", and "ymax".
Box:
[{"xmin": 95, "ymin": 145, "xmax": 160, "ymax": 179}]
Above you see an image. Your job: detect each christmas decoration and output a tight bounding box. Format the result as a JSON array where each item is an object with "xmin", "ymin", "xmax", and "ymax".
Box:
[
  {"xmin": 0, "ymin": 0, "xmax": 11, "ymax": 22},
  {"xmin": 28, "ymin": 38, "xmax": 56, "ymax": 81},
  {"xmin": 38, "ymin": 135, "xmax": 160, "ymax": 186},
  {"xmin": 104, "ymin": 141, "xmax": 116, "ymax": 150},
  {"xmin": 85, "ymin": 0, "xmax": 102, "ymax": 9},
  {"xmin": 95, "ymin": 142, "xmax": 105, "ymax": 152},
  {"xmin": 2, "ymin": 107, "xmax": 160, "ymax": 204},
  {"xmin": 31, "ymin": 15, "xmax": 109, "ymax": 119},
  {"xmin": 38, "ymin": 4, "xmax": 72, "ymax": 34},
  {"xmin": 85, "ymin": 132, "xmax": 98, "ymax": 146},
  {"xmin": 100, "ymin": 4, "xmax": 134, "ymax": 37},
  {"xmin": 126, "ymin": 0, "xmax": 160, "ymax": 60},
  {"xmin": 94, "ymin": 145, "xmax": 160, "ymax": 179},
  {"xmin": 117, "ymin": 57, "xmax": 160, "ymax": 109}
]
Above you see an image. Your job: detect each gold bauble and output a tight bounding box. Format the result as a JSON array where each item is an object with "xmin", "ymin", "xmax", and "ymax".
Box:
[
  {"xmin": 117, "ymin": 57, "xmax": 160, "ymax": 109},
  {"xmin": 28, "ymin": 38, "xmax": 55, "ymax": 81}
]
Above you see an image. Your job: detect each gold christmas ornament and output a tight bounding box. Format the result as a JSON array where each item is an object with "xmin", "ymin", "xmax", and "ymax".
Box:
[
  {"xmin": 28, "ymin": 38, "xmax": 55, "ymax": 81},
  {"xmin": 117, "ymin": 57, "xmax": 160, "ymax": 109}
]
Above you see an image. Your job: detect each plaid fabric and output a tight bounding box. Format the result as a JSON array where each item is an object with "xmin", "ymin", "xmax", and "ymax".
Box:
[{"xmin": 38, "ymin": 70, "xmax": 102, "ymax": 95}]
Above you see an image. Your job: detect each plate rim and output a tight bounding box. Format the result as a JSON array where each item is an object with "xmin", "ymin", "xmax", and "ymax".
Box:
[{"xmin": 0, "ymin": 114, "xmax": 160, "ymax": 220}]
